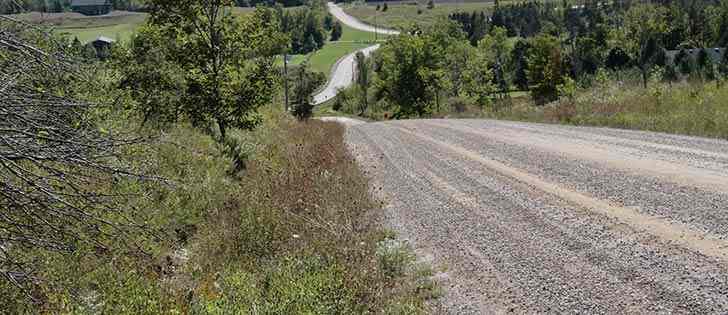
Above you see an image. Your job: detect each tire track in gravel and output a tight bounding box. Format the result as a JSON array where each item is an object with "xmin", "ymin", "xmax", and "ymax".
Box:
[
  {"xmin": 343, "ymin": 119, "xmax": 728, "ymax": 314},
  {"xmin": 393, "ymin": 124, "xmax": 728, "ymax": 263},
  {"xmin": 419, "ymin": 120, "xmax": 728, "ymax": 192}
]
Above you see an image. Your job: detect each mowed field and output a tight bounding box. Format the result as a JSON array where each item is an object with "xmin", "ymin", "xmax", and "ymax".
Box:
[
  {"xmin": 6, "ymin": 11, "xmax": 146, "ymax": 42},
  {"xmin": 8, "ymin": 8, "xmax": 382, "ymax": 79},
  {"xmin": 287, "ymin": 23, "xmax": 389, "ymax": 76},
  {"xmin": 5, "ymin": 7, "xmax": 259, "ymax": 43},
  {"xmin": 342, "ymin": 1, "xmax": 498, "ymax": 30}
]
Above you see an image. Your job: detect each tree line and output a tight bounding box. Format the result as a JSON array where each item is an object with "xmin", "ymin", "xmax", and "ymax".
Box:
[{"xmin": 340, "ymin": 0, "xmax": 728, "ymax": 118}]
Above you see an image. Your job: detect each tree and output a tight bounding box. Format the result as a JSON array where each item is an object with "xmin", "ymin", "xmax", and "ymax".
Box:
[
  {"xmin": 462, "ymin": 45, "xmax": 495, "ymax": 106},
  {"xmin": 527, "ymin": 34, "xmax": 563, "ymax": 105},
  {"xmin": 141, "ymin": 1, "xmax": 287, "ymax": 139},
  {"xmin": 323, "ymin": 14, "xmax": 333, "ymax": 30},
  {"xmin": 382, "ymin": 3, "xmax": 388, "ymax": 12},
  {"xmin": 618, "ymin": 3, "xmax": 669, "ymax": 88},
  {"xmin": 427, "ymin": 0, "xmax": 434, "ymax": 10},
  {"xmin": 676, "ymin": 49, "xmax": 694, "ymax": 76},
  {"xmin": 478, "ymin": 26, "xmax": 511, "ymax": 98},
  {"xmin": 375, "ymin": 34, "xmax": 431, "ymax": 117},
  {"xmin": 605, "ymin": 47, "xmax": 631, "ymax": 70},
  {"xmin": 291, "ymin": 63, "xmax": 325, "ymax": 120},
  {"xmin": 330, "ymin": 21, "xmax": 342, "ymax": 41},
  {"xmin": 1, "ymin": 18, "xmax": 151, "ymax": 296},
  {"xmin": 511, "ymin": 39, "xmax": 531, "ymax": 90},
  {"xmin": 354, "ymin": 51, "xmax": 370, "ymax": 115}
]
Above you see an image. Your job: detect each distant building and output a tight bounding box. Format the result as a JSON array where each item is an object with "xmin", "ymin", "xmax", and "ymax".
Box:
[
  {"xmin": 666, "ymin": 48, "xmax": 725, "ymax": 65},
  {"xmin": 91, "ymin": 36, "xmax": 114, "ymax": 59},
  {"xmin": 71, "ymin": 0, "xmax": 112, "ymax": 16}
]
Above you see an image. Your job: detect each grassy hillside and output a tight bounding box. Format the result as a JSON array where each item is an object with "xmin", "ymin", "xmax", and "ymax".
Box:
[
  {"xmin": 285, "ymin": 23, "xmax": 389, "ymax": 77},
  {"xmin": 6, "ymin": 7, "xmax": 259, "ymax": 42},
  {"xmin": 2, "ymin": 88, "xmax": 439, "ymax": 313},
  {"xmin": 342, "ymin": 1, "xmax": 498, "ymax": 30},
  {"xmin": 480, "ymin": 79, "xmax": 728, "ymax": 139}
]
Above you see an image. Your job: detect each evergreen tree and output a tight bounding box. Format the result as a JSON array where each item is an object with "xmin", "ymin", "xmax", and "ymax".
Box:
[
  {"xmin": 382, "ymin": 3, "xmax": 388, "ymax": 12},
  {"xmin": 323, "ymin": 14, "xmax": 333, "ymax": 30},
  {"xmin": 511, "ymin": 39, "xmax": 531, "ymax": 90},
  {"xmin": 292, "ymin": 63, "xmax": 324, "ymax": 120},
  {"xmin": 330, "ymin": 21, "xmax": 342, "ymax": 41}
]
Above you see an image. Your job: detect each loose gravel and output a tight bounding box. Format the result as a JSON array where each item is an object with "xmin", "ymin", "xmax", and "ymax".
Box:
[{"xmin": 342, "ymin": 118, "xmax": 728, "ymax": 314}]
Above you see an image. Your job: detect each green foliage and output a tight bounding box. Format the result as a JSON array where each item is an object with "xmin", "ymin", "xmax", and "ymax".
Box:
[
  {"xmin": 375, "ymin": 20, "xmax": 465, "ymax": 117},
  {"xmin": 484, "ymin": 79, "xmax": 728, "ymax": 140},
  {"xmin": 330, "ymin": 21, "xmax": 343, "ymax": 41},
  {"xmin": 354, "ymin": 51, "xmax": 371, "ymax": 114},
  {"xmin": 323, "ymin": 13, "xmax": 333, "ymax": 30},
  {"xmin": 527, "ymin": 34, "xmax": 563, "ymax": 105},
  {"xmin": 278, "ymin": 6, "xmax": 327, "ymax": 54},
  {"xmin": 196, "ymin": 257, "xmax": 354, "ymax": 314},
  {"xmin": 616, "ymin": 3, "xmax": 669, "ymax": 87},
  {"xmin": 376, "ymin": 239, "xmax": 415, "ymax": 279},
  {"xmin": 291, "ymin": 63, "xmax": 325, "ymax": 120},
  {"xmin": 125, "ymin": 2, "xmax": 286, "ymax": 138},
  {"xmin": 116, "ymin": 25, "xmax": 185, "ymax": 127}
]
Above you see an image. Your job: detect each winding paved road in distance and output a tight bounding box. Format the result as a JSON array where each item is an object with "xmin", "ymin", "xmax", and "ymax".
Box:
[
  {"xmin": 312, "ymin": 3, "xmax": 399, "ymax": 105},
  {"xmin": 343, "ymin": 118, "xmax": 728, "ymax": 314}
]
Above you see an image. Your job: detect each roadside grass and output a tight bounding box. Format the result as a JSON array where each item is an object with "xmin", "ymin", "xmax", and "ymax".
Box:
[
  {"xmin": 308, "ymin": 42, "xmax": 371, "ymax": 75},
  {"xmin": 338, "ymin": 22, "xmax": 389, "ymax": 42},
  {"xmin": 2, "ymin": 95, "xmax": 438, "ymax": 311},
  {"xmin": 505, "ymin": 80, "xmax": 728, "ymax": 139},
  {"xmin": 342, "ymin": 1, "xmax": 499, "ymax": 30}
]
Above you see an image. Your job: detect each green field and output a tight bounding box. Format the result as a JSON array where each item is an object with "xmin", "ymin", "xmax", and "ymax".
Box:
[
  {"xmin": 12, "ymin": 7, "xmax": 384, "ymax": 80},
  {"xmin": 342, "ymin": 1, "xmax": 498, "ymax": 30},
  {"xmin": 285, "ymin": 23, "xmax": 389, "ymax": 76},
  {"xmin": 309, "ymin": 42, "xmax": 372, "ymax": 74}
]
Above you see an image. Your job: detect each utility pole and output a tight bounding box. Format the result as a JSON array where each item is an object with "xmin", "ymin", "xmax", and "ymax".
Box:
[{"xmin": 283, "ymin": 53, "xmax": 289, "ymax": 111}]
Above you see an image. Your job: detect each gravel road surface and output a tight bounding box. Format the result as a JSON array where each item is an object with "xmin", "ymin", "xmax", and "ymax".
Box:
[
  {"xmin": 326, "ymin": 2, "xmax": 400, "ymax": 35},
  {"xmin": 312, "ymin": 3, "xmax": 399, "ymax": 105},
  {"xmin": 312, "ymin": 45, "xmax": 380, "ymax": 105},
  {"xmin": 343, "ymin": 118, "xmax": 728, "ymax": 314}
]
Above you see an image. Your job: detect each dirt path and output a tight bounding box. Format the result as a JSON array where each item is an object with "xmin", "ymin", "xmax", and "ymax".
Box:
[{"xmin": 344, "ymin": 118, "xmax": 728, "ymax": 314}]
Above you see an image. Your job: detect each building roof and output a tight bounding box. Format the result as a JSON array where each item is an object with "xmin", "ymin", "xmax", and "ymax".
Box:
[
  {"xmin": 71, "ymin": 0, "xmax": 111, "ymax": 6},
  {"xmin": 93, "ymin": 36, "xmax": 115, "ymax": 44},
  {"xmin": 666, "ymin": 48, "xmax": 724, "ymax": 62}
]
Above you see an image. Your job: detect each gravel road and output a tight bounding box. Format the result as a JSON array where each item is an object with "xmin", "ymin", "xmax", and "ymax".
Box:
[
  {"xmin": 312, "ymin": 44, "xmax": 380, "ymax": 105},
  {"xmin": 312, "ymin": 3, "xmax": 399, "ymax": 105},
  {"xmin": 343, "ymin": 118, "xmax": 728, "ymax": 314},
  {"xmin": 326, "ymin": 2, "xmax": 400, "ymax": 35}
]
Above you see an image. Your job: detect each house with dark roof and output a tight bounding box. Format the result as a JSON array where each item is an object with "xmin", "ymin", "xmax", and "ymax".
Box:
[
  {"xmin": 666, "ymin": 48, "xmax": 725, "ymax": 65},
  {"xmin": 91, "ymin": 36, "xmax": 114, "ymax": 59},
  {"xmin": 71, "ymin": 0, "xmax": 112, "ymax": 16}
]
